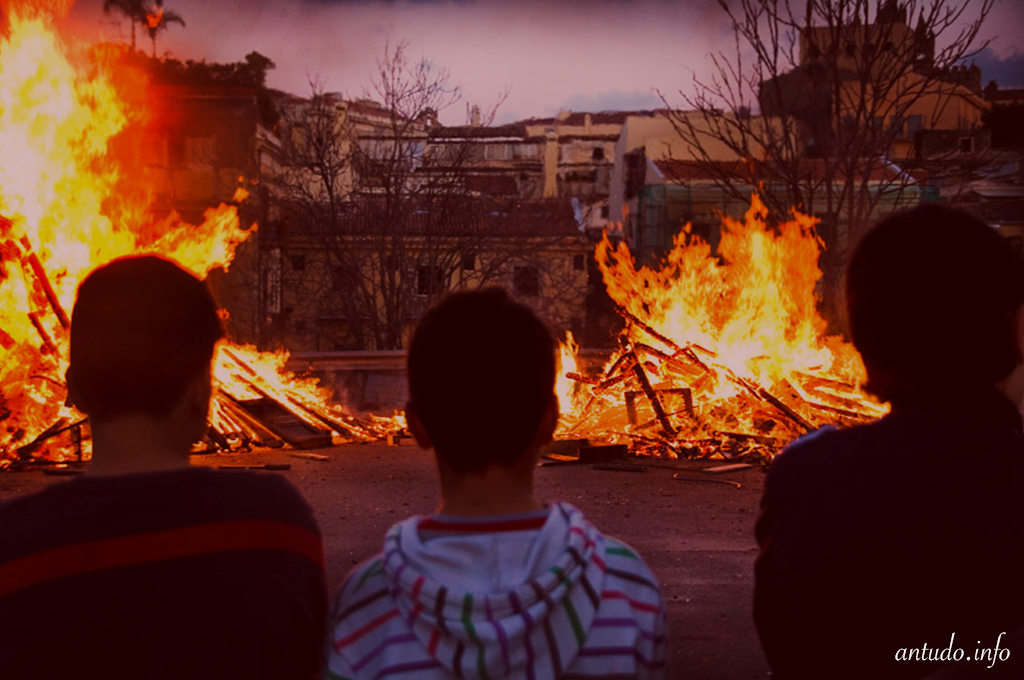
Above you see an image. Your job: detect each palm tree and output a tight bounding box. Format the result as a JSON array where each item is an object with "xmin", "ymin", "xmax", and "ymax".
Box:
[
  {"xmin": 144, "ymin": 2, "xmax": 186, "ymax": 58},
  {"xmin": 102, "ymin": 0, "xmax": 147, "ymax": 51}
]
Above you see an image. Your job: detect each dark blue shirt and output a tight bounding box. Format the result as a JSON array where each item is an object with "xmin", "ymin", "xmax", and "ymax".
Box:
[
  {"xmin": 0, "ymin": 466, "xmax": 326, "ymax": 679},
  {"xmin": 755, "ymin": 389, "xmax": 1024, "ymax": 679}
]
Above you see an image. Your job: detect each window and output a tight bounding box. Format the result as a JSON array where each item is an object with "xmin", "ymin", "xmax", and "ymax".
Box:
[
  {"xmin": 484, "ymin": 144, "xmax": 509, "ymax": 161},
  {"xmin": 417, "ymin": 265, "xmax": 444, "ymax": 296},
  {"xmin": 331, "ymin": 265, "xmax": 357, "ymax": 296},
  {"xmin": 408, "ymin": 141, "xmax": 424, "ymax": 169},
  {"xmin": 513, "ymin": 266, "xmax": 540, "ymax": 298},
  {"xmin": 290, "ymin": 254, "xmax": 306, "ymax": 271},
  {"xmin": 889, "ymin": 115, "xmax": 905, "ymax": 139},
  {"xmin": 907, "ymin": 114, "xmax": 923, "ymax": 139},
  {"xmin": 592, "ymin": 147, "xmax": 605, "ymax": 161},
  {"xmin": 358, "ymin": 138, "xmax": 388, "ymax": 160},
  {"xmin": 565, "ymin": 170, "xmax": 596, "ymax": 183},
  {"xmin": 600, "ymin": 205, "xmax": 610, "ymax": 219},
  {"xmin": 572, "ymin": 254, "xmax": 586, "ymax": 271},
  {"xmin": 461, "ymin": 253, "xmax": 476, "ymax": 271},
  {"xmin": 186, "ymin": 137, "xmax": 216, "ymax": 164}
]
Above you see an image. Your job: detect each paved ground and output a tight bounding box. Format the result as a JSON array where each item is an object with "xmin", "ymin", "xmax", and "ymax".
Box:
[{"xmin": 0, "ymin": 443, "xmax": 771, "ymax": 679}]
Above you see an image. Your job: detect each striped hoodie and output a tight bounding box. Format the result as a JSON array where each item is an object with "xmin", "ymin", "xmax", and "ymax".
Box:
[{"xmin": 326, "ymin": 502, "xmax": 669, "ymax": 680}]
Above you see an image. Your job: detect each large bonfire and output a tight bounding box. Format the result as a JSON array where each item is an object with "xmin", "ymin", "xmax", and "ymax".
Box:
[
  {"xmin": 0, "ymin": 2, "xmax": 396, "ymax": 465},
  {"xmin": 556, "ymin": 196, "xmax": 886, "ymax": 460}
]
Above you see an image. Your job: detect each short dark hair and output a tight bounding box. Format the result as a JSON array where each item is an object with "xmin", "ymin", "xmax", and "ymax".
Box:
[
  {"xmin": 407, "ymin": 288, "xmax": 557, "ymax": 473},
  {"xmin": 68, "ymin": 255, "xmax": 225, "ymax": 421},
  {"xmin": 847, "ymin": 203, "xmax": 1024, "ymax": 402}
]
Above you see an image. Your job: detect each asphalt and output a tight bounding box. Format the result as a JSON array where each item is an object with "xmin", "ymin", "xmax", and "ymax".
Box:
[{"xmin": 0, "ymin": 443, "xmax": 771, "ymax": 679}]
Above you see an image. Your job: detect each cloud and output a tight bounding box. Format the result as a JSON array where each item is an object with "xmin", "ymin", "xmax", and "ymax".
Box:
[
  {"xmin": 559, "ymin": 89, "xmax": 663, "ymax": 113},
  {"xmin": 971, "ymin": 47, "xmax": 1024, "ymax": 87}
]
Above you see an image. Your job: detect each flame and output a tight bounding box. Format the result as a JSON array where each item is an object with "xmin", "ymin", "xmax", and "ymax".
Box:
[
  {"xmin": 557, "ymin": 195, "xmax": 885, "ymax": 457},
  {"xmin": 0, "ymin": 5, "xmax": 388, "ymax": 462},
  {"xmin": 145, "ymin": 8, "xmax": 164, "ymax": 30},
  {"xmin": 211, "ymin": 344, "xmax": 405, "ymax": 444},
  {"xmin": 555, "ymin": 330, "xmax": 579, "ymax": 417}
]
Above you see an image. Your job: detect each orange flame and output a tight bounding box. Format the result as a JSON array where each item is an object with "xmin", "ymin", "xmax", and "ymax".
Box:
[
  {"xmin": 0, "ymin": 6, "xmax": 260, "ymax": 460},
  {"xmin": 557, "ymin": 195, "xmax": 885, "ymax": 457},
  {"xmin": 145, "ymin": 8, "xmax": 164, "ymax": 30}
]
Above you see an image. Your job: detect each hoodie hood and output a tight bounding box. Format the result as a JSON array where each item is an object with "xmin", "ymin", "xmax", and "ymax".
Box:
[{"xmin": 381, "ymin": 502, "xmax": 608, "ymax": 680}]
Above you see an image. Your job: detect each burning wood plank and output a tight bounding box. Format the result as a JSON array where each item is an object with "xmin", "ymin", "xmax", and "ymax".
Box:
[
  {"xmin": 618, "ymin": 308, "xmax": 683, "ymax": 354},
  {"xmin": 0, "ymin": 327, "xmax": 16, "ymax": 351},
  {"xmin": 660, "ymin": 387, "xmax": 695, "ymax": 419},
  {"xmin": 629, "ymin": 351, "xmax": 677, "ymax": 437},
  {"xmin": 231, "ymin": 397, "xmax": 332, "ymax": 450},
  {"xmin": 18, "ymin": 236, "xmax": 70, "ymax": 331},
  {"xmin": 554, "ymin": 197, "xmax": 889, "ymax": 460},
  {"xmin": 27, "ymin": 312, "xmax": 59, "ymax": 355},
  {"xmin": 220, "ymin": 347, "xmax": 386, "ymax": 443},
  {"xmin": 216, "ymin": 393, "xmax": 285, "ymax": 448}
]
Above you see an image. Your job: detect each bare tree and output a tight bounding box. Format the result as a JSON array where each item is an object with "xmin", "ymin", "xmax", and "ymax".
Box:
[
  {"xmin": 661, "ymin": 0, "xmax": 993, "ymax": 324},
  {"xmin": 265, "ymin": 43, "xmax": 584, "ymax": 351}
]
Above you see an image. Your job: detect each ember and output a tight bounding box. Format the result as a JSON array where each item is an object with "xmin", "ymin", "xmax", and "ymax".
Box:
[
  {"xmin": 0, "ymin": 3, "xmax": 400, "ymax": 466},
  {"xmin": 556, "ymin": 195, "xmax": 887, "ymax": 460}
]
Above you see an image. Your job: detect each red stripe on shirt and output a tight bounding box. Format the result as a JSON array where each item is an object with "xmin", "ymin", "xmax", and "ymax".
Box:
[
  {"xmin": 407, "ymin": 575, "xmax": 427, "ymax": 626},
  {"xmin": 334, "ymin": 608, "xmax": 401, "ymax": 650},
  {"xmin": 569, "ymin": 526, "xmax": 595, "ymax": 549},
  {"xmin": 601, "ymin": 590, "xmax": 662, "ymax": 613},
  {"xmin": 0, "ymin": 519, "xmax": 323, "ymax": 600}
]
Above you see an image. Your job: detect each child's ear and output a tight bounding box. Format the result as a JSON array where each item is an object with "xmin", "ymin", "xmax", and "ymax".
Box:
[
  {"xmin": 530, "ymin": 393, "xmax": 559, "ymax": 450},
  {"xmin": 185, "ymin": 365, "xmax": 213, "ymax": 419}
]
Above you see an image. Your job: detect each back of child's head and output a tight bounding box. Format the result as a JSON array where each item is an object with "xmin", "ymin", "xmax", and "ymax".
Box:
[
  {"xmin": 407, "ymin": 288, "xmax": 557, "ymax": 473},
  {"xmin": 68, "ymin": 255, "xmax": 225, "ymax": 422},
  {"xmin": 847, "ymin": 203, "xmax": 1024, "ymax": 402}
]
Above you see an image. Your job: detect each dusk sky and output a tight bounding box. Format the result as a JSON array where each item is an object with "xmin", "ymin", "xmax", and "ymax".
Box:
[{"xmin": 57, "ymin": 0, "xmax": 1024, "ymax": 125}]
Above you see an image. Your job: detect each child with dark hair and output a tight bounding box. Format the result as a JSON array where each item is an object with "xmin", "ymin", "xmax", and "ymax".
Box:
[
  {"xmin": 754, "ymin": 205, "xmax": 1024, "ymax": 679},
  {"xmin": 327, "ymin": 288, "xmax": 669, "ymax": 680},
  {"xmin": 845, "ymin": 203, "xmax": 1024, "ymax": 403},
  {"xmin": 0, "ymin": 256, "xmax": 327, "ymax": 679}
]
